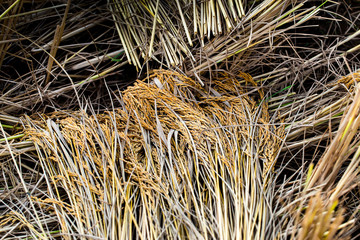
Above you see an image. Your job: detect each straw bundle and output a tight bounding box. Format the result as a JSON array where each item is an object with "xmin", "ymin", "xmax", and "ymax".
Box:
[
  {"xmin": 0, "ymin": 70, "xmax": 284, "ymax": 239},
  {"xmin": 108, "ymin": 0, "xmax": 319, "ymax": 72}
]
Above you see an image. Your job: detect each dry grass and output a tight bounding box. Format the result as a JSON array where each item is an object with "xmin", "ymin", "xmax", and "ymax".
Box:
[
  {"xmin": 0, "ymin": 1, "xmax": 126, "ymax": 114},
  {"xmin": 109, "ymin": 0, "xmax": 320, "ymax": 74},
  {"xmin": 275, "ymin": 71, "xmax": 360, "ymax": 239},
  {"xmin": 0, "ymin": 0, "xmax": 360, "ymax": 239}
]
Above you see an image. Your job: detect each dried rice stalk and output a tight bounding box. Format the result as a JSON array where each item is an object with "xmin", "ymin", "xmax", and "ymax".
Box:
[{"xmin": 1, "ymin": 70, "xmax": 284, "ymax": 239}]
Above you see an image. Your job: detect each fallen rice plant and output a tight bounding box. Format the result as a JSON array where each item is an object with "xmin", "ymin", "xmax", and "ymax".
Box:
[{"xmin": 1, "ymin": 70, "xmax": 285, "ymax": 239}]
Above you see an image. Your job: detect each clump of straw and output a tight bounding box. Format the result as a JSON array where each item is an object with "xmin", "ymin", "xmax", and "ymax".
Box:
[
  {"xmin": 109, "ymin": 0, "xmax": 320, "ymax": 72},
  {"xmin": 1, "ymin": 70, "xmax": 284, "ymax": 239}
]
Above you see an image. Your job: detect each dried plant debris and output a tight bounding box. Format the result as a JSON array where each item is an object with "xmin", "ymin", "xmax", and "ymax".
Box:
[
  {"xmin": 0, "ymin": 1, "xmax": 126, "ymax": 114},
  {"xmin": 1, "ymin": 0, "xmax": 358, "ymax": 116},
  {"xmin": 108, "ymin": 0, "xmax": 360, "ymax": 76},
  {"xmin": 276, "ymin": 73, "xmax": 360, "ymax": 240},
  {"xmin": 0, "ymin": 0, "xmax": 360, "ymax": 239}
]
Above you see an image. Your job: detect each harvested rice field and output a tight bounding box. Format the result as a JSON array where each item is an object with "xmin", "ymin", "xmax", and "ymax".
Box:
[{"xmin": 0, "ymin": 1, "xmax": 360, "ymax": 239}]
